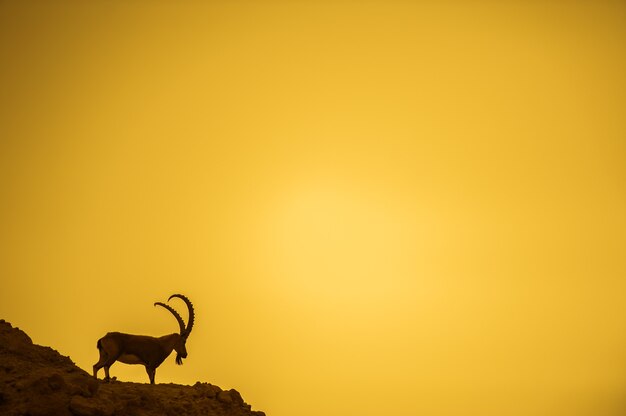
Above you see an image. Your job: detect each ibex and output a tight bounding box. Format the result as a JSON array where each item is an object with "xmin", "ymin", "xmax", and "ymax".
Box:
[{"xmin": 93, "ymin": 294, "xmax": 195, "ymax": 384}]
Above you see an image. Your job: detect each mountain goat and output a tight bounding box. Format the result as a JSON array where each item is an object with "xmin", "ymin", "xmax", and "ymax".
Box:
[{"xmin": 93, "ymin": 294, "xmax": 195, "ymax": 384}]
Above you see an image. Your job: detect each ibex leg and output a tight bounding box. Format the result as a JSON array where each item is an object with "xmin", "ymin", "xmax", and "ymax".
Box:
[{"xmin": 146, "ymin": 366, "xmax": 156, "ymax": 384}]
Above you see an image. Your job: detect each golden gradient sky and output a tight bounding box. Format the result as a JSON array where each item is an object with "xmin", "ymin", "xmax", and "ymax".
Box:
[{"xmin": 1, "ymin": 1, "xmax": 626, "ymax": 415}]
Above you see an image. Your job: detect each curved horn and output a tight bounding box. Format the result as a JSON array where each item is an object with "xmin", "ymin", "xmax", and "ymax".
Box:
[
  {"xmin": 168, "ymin": 294, "xmax": 195, "ymax": 338},
  {"xmin": 154, "ymin": 302, "xmax": 185, "ymax": 335}
]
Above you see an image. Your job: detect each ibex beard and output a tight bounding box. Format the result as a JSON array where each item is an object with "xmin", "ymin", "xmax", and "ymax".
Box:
[{"xmin": 93, "ymin": 294, "xmax": 195, "ymax": 384}]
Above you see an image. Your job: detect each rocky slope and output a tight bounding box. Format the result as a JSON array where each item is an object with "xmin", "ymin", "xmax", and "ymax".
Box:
[{"xmin": 0, "ymin": 320, "xmax": 265, "ymax": 416}]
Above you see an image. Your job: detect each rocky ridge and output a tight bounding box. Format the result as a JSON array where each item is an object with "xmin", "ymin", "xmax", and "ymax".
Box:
[{"xmin": 0, "ymin": 319, "xmax": 265, "ymax": 416}]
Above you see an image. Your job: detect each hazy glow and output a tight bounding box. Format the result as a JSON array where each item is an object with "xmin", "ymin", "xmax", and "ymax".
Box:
[{"xmin": 1, "ymin": 2, "xmax": 625, "ymax": 416}]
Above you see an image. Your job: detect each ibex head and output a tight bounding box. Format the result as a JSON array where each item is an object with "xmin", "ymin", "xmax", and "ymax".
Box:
[{"xmin": 154, "ymin": 294, "xmax": 195, "ymax": 365}]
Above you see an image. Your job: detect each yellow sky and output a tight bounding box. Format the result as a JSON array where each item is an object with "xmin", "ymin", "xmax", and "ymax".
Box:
[{"xmin": 1, "ymin": 1, "xmax": 625, "ymax": 415}]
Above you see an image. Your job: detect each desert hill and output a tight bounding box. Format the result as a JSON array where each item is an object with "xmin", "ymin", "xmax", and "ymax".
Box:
[{"xmin": 0, "ymin": 319, "xmax": 265, "ymax": 416}]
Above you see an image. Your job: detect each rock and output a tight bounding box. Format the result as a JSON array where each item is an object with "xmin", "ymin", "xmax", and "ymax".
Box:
[
  {"xmin": 67, "ymin": 374, "xmax": 100, "ymax": 398},
  {"xmin": 204, "ymin": 383, "xmax": 222, "ymax": 398},
  {"xmin": 217, "ymin": 390, "xmax": 233, "ymax": 404},
  {"xmin": 48, "ymin": 373, "xmax": 67, "ymax": 391},
  {"xmin": 228, "ymin": 389, "xmax": 245, "ymax": 406},
  {"xmin": 69, "ymin": 395, "xmax": 113, "ymax": 416}
]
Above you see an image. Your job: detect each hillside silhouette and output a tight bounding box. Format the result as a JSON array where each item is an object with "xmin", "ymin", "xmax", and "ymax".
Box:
[{"xmin": 0, "ymin": 319, "xmax": 265, "ymax": 416}]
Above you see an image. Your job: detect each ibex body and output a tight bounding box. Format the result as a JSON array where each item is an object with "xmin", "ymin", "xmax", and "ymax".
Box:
[{"xmin": 93, "ymin": 294, "xmax": 195, "ymax": 384}]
